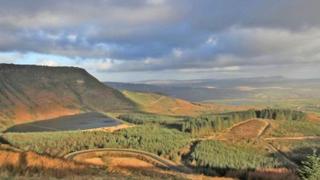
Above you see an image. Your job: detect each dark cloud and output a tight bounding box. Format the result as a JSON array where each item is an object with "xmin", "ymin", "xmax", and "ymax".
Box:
[{"xmin": 0, "ymin": 0, "xmax": 320, "ymax": 78}]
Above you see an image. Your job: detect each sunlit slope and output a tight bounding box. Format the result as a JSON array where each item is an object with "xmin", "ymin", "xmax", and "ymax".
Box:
[
  {"xmin": 122, "ymin": 90, "xmax": 206, "ymax": 116},
  {"xmin": 122, "ymin": 90, "xmax": 248, "ymax": 116},
  {"xmin": 0, "ymin": 64, "xmax": 135, "ymax": 130}
]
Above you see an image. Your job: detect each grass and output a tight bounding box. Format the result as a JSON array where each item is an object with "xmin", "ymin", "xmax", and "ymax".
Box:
[
  {"xmin": 0, "ymin": 150, "xmax": 101, "ymax": 179},
  {"xmin": 270, "ymin": 120, "xmax": 320, "ymax": 137},
  {"xmin": 211, "ymin": 98, "xmax": 320, "ymax": 114},
  {"xmin": 190, "ymin": 140, "xmax": 281, "ymax": 171},
  {"xmin": 3, "ymin": 125, "xmax": 190, "ymax": 161}
]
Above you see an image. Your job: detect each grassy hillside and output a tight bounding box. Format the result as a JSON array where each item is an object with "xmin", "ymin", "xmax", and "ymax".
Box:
[
  {"xmin": 122, "ymin": 90, "xmax": 206, "ymax": 116},
  {"xmin": 122, "ymin": 90, "xmax": 249, "ymax": 116},
  {"xmin": 0, "ymin": 64, "xmax": 135, "ymax": 130}
]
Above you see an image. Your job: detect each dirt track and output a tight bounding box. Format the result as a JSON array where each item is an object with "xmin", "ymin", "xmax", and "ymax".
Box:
[
  {"xmin": 264, "ymin": 136, "xmax": 320, "ymax": 141},
  {"xmin": 64, "ymin": 148, "xmax": 235, "ymax": 180}
]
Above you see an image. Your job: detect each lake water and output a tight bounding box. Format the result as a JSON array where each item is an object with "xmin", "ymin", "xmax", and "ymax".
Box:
[{"xmin": 5, "ymin": 112, "xmax": 121, "ymax": 133}]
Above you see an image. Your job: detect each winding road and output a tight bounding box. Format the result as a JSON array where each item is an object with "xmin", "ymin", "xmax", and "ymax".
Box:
[{"xmin": 64, "ymin": 148, "xmax": 192, "ymax": 173}]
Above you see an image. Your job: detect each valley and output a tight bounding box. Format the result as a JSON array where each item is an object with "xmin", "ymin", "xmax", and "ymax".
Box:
[
  {"xmin": 0, "ymin": 64, "xmax": 319, "ymax": 179},
  {"xmin": 2, "ymin": 0, "xmax": 320, "ymax": 179}
]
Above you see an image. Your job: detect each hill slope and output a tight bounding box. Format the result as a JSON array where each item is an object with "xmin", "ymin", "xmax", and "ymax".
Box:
[
  {"xmin": 122, "ymin": 90, "xmax": 205, "ymax": 116},
  {"xmin": 122, "ymin": 90, "xmax": 249, "ymax": 116},
  {"xmin": 0, "ymin": 64, "xmax": 135, "ymax": 130}
]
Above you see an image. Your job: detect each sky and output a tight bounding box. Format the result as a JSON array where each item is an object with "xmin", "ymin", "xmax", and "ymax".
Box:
[{"xmin": 1, "ymin": 0, "xmax": 320, "ymax": 82}]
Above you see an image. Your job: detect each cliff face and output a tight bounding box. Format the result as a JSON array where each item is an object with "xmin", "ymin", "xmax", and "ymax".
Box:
[{"xmin": 0, "ymin": 64, "xmax": 135, "ymax": 129}]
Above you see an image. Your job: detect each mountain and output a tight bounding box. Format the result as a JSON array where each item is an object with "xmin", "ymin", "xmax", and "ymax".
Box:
[{"xmin": 0, "ymin": 64, "xmax": 135, "ymax": 130}]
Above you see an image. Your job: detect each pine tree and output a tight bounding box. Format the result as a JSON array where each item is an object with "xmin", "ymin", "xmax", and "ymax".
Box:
[{"xmin": 299, "ymin": 152, "xmax": 320, "ymax": 180}]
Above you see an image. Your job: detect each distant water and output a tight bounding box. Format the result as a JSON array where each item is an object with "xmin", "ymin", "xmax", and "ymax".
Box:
[{"xmin": 5, "ymin": 112, "xmax": 121, "ymax": 133}]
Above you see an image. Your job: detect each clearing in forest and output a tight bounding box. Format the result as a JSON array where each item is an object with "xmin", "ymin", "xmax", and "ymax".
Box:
[{"xmin": 225, "ymin": 119, "xmax": 269, "ymax": 140}]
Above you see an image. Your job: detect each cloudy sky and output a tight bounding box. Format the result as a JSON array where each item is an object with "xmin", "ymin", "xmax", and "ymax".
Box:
[{"xmin": 1, "ymin": 0, "xmax": 320, "ymax": 82}]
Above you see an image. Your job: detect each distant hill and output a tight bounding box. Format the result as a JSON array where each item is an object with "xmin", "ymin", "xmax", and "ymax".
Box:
[
  {"xmin": 0, "ymin": 64, "xmax": 135, "ymax": 130},
  {"xmin": 107, "ymin": 77, "xmax": 320, "ymax": 102}
]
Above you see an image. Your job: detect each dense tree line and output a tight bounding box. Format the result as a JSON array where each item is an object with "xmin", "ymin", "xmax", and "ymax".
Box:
[
  {"xmin": 3, "ymin": 125, "xmax": 190, "ymax": 161},
  {"xmin": 181, "ymin": 108, "xmax": 306, "ymax": 135},
  {"xmin": 256, "ymin": 108, "xmax": 306, "ymax": 121},
  {"xmin": 117, "ymin": 113, "xmax": 183, "ymax": 125},
  {"xmin": 190, "ymin": 140, "xmax": 280, "ymax": 175}
]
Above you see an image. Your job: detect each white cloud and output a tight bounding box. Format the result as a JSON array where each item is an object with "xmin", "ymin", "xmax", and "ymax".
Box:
[
  {"xmin": 0, "ymin": 52, "xmax": 23, "ymax": 64},
  {"xmin": 79, "ymin": 59, "xmax": 115, "ymax": 71},
  {"xmin": 172, "ymin": 48, "xmax": 183, "ymax": 58},
  {"xmin": 67, "ymin": 34, "xmax": 78, "ymax": 42},
  {"xmin": 146, "ymin": 0, "xmax": 166, "ymax": 5},
  {"xmin": 37, "ymin": 60, "xmax": 59, "ymax": 66},
  {"xmin": 206, "ymin": 36, "xmax": 218, "ymax": 46},
  {"xmin": 178, "ymin": 66, "xmax": 240, "ymax": 73}
]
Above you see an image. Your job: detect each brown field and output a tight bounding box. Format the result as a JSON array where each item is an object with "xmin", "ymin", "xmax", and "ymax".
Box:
[
  {"xmin": 0, "ymin": 150, "xmax": 20, "ymax": 168},
  {"xmin": 0, "ymin": 150, "xmax": 96, "ymax": 178},
  {"xmin": 77, "ymin": 154, "xmax": 183, "ymax": 178},
  {"xmin": 245, "ymin": 168, "xmax": 298, "ymax": 180},
  {"xmin": 225, "ymin": 119, "xmax": 269, "ymax": 140},
  {"xmin": 307, "ymin": 113, "xmax": 320, "ymax": 122}
]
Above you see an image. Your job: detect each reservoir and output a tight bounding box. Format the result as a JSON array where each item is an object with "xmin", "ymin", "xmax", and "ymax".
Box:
[{"xmin": 5, "ymin": 112, "xmax": 121, "ymax": 133}]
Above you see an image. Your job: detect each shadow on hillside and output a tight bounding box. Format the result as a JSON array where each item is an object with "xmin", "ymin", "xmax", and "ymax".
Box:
[
  {"xmin": 162, "ymin": 123, "xmax": 183, "ymax": 131},
  {"xmin": 280, "ymin": 146, "xmax": 320, "ymax": 165},
  {"xmin": 0, "ymin": 135, "xmax": 10, "ymax": 145}
]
